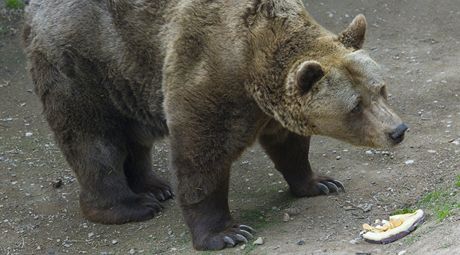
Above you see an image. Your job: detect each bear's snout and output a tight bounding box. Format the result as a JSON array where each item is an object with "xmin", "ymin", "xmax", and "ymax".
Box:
[{"xmin": 388, "ymin": 123, "xmax": 408, "ymax": 144}]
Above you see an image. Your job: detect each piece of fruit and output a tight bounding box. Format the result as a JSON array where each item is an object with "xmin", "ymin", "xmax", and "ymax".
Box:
[{"xmin": 361, "ymin": 209, "xmax": 424, "ymax": 244}]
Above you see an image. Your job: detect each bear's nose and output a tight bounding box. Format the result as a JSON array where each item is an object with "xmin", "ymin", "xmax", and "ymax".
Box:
[{"xmin": 389, "ymin": 123, "xmax": 408, "ymax": 144}]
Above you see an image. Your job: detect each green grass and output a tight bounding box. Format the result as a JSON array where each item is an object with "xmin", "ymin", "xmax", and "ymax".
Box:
[
  {"xmin": 239, "ymin": 209, "xmax": 272, "ymax": 229},
  {"xmin": 5, "ymin": 0, "xmax": 25, "ymax": 9},
  {"xmin": 455, "ymin": 175, "xmax": 460, "ymax": 188},
  {"xmin": 391, "ymin": 207, "xmax": 416, "ymax": 216},
  {"xmin": 242, "ymin": 243, "xmax": 257, "ymax": 255},
  {"xmin": 0, "ymin": 25, "xmax": 6, "ymax": 35},
  {"xmin": 417, "ymin": 189, "xmax": 460, "ymax": 221}
]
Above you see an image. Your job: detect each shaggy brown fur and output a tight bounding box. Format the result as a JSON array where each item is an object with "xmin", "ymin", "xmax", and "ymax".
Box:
[{"xmin": 23, "ymin": 0, "xmax": 406, "ymax": 250}]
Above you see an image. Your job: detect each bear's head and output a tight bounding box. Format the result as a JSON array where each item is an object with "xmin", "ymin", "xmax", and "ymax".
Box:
[{"xmin": 250, "ymin": 13, "xmax": 407, "ymax": 148}]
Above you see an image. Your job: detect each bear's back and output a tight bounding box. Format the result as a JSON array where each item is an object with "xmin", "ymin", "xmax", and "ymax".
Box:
[{"xmin": 23, "ymin": 0, "xmax": 172, "ymax": 126}]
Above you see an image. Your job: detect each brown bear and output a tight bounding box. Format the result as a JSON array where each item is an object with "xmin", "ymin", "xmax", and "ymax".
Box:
[{"xmin": 22, "ymin": 0, "xmax": 407, "ymax": 251}]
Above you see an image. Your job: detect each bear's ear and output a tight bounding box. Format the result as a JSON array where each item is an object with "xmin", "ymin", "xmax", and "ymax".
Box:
[
  {"xmin": 338, "ymin": 14, "xmax": 367, "ymax": 50},
  {"xmin": 296, "ymin": 61, "xmax": 324, "ymax": 94}
]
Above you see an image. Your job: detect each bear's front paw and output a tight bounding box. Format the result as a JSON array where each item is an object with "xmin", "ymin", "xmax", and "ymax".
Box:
[
  {"xmin": 194, "ymin": 224, "xmax": 255, "ymax": 250},
  {"xmin": 290, "ymin": 176, "xmax": 345, "ymax": 197}
]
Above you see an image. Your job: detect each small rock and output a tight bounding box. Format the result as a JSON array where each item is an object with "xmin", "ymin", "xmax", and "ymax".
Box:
[
  {"xmin": 404, "ymin": 160, "xmax": 415, "ymax": 165},
  {"xmin": 253, "ymin": 237, "xmax": 264, "ymax": 245},
  {"xmin": 25, "ymin": 132, "xmax": 33, "ymax": 137},
  {"xmin": 398, "ymin": 251, "xmax": 407, "ymax": 255},
  {"xmin": 427, "ymin": 150, "xmax": 436, "ymax": 153},
  {"xmin": 296, "ymin": 240, "xmax": 305, "ymax": 245},
  {"xmin": 344, "ymin": 205, "xmax": 355, "ymax": 211},
  {"xmin": 365, "ymin": 150, "xmax": 374, "ymax": 155},
  {"xmin": 282, "ymin": 213, "xmax": 290, "ymax": 222},
  {"xmin": 450, "ymin": 139, "xmax": 460, "ymax": 145},
  {"xmin": 63, "ymin": 240, "xmax": 72, "ymax": 248},
  {"xmin": 240, "ymin": 244, "xmax": 246, "ymax": 250},
  {"xmin": 336, "ymin": 156, "xmax": 342, "ymax": 160},
  {"xmin": 285, "ymin": 207, "xmax": 301, "ymax": 215},
  {"xmin": 357, "ymin": 203, "xmax": 373, "ymax": 212},
  {"xmin": 128, "ymin": 248, "xmax": 135, "ymax": 254},
  {"xmin": 52, "ymin": 179, "xmax": 63, "ymax": 189},
  {"xmin": 111, "ymin": 239, "xmax": 118, "ymax": 245},
  {"xmin": 88, "ymin": 232, "xmax": 95, "ymax": 238}
]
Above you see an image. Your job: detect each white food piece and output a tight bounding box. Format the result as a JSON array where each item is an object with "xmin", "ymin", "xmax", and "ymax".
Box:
[{"xmin": 362, "ymin": 209, "xmax": 424, "ymax": 243}]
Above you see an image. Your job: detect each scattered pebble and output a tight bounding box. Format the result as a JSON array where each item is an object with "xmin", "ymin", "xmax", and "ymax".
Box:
[
  {"xmin": 296, "ymin": 240, "xmax": 305, "ymax": 245},
  {"xmin": 450, "ymin": 139, "xmax": 460, "ymax": 145},
  {"xmin": 128, "ymin": 248, "xmax": 135, "ymax": 254},
  {"xmin": 398, "ymin": 251, "xmax": 407, "ymax": 255},
  {"xmin": 285, "ymin": 207, "xmax": 301, "ymax": 215},
  {"xmin": 52, "ymin": 179, "xmax": 63, "ymax": 189},
  {"xmin": 283, "ymin": 213, "xmax": 290, "ymax": 222},
  {"xmin": 336, "ymin": 156, "xmax": 342, "ymax": 160},
  {"xmin": 344, "ymin": 205, "xmax": 355, "ymax": 211},
  {"xmin": 404, "ymin": 160, "xmax": 415, "ymax": 165},
  {"xmin": 25, "ymin": 132, "xmax": 33, "ymax": 137},
  {"xmin": 240, "ymin": 244, "xmax": 246, "ymax": 250},
  {"xmin": 111, "ymin": 240, "xmax": 118, "ymax": 245},
  {"xmin": 357, "ymin": 203, "xmax": 373, "ymax": 212},
  {"xmin": 253, "ymin": 237, "xmax": 264, "ymax": 245}
]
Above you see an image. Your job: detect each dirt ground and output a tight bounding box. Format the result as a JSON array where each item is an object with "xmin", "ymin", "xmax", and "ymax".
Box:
[{"xmin": 1, "ymin": 0, "xmax": 459, "ymax": 254}]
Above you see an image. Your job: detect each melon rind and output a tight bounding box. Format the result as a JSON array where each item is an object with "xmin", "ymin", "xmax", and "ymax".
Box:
[{"xmin": 362, "ymin": 209, "xmax": 425, "ymax": 244}]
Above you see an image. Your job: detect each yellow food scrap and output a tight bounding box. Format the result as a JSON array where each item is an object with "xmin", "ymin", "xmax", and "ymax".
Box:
[{"xmin": 362, "ymin": 218, "xmax": 404, "ymax": 233}]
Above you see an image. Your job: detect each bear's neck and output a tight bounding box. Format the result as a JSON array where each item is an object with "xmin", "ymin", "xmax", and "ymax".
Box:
[{"xmin": 244, "ymin": 13, "xmax": 335, "ymax": 135}]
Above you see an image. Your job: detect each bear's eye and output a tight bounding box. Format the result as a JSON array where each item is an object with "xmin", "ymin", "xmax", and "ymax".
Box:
[{"xmin": 351, "ymin": 101, "xmax": 362, "ymax": 113}]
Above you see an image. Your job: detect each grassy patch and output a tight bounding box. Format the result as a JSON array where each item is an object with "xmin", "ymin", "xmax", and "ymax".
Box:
[
  {"xmin": 417, "ymin": 189, "xmax": 460, "ymax": 221},
  {"xmin": 239, "ymin": 209, "xmax": 273, "ymax": 229},
  {"xmin": 0, "ymin": 25, "xmax": 6, "ymax": 35},
  {"xmin": 5, "ymin": 0, "xmax": 25, "ymax": 9},
  {"xmin": 242, "ymin": 243, "xmax": 257, "ymax": 255},
  {"xmin": 455, "ymin": 175, "xmax": 460, "ymax": 188},
  {"xmin": 391, "ymin": 207, "xmax": 416, "ymax": 216}
]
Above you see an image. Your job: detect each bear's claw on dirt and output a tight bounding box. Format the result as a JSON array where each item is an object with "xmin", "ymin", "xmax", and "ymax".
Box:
[
  {"xmin": 149, "ymin": 187, "xmax": 174, "ymax": 201},
  {"xmin": 239, "ymin": 224, "xmax": 255, "ymax": 233},
  {"xmin": 221, "ymin": 224, "xmax": 255, "ymax": 247},
  {"xmin": 318, "ymin": 180, "xmax": 345, "ymax": 195}
]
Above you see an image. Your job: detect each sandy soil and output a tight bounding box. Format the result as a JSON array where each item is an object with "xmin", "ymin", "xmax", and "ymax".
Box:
[{"xmin": 1, "ymin": 0, "xmax": 459, "ymax": 254}]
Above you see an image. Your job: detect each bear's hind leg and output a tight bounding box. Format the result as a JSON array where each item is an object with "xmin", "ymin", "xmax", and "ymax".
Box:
[
  {"xmin": 29, "ymin": 50, "xmax": 161, "ymax": 224},
  {"xmin": 59, "ymin": 133, "xmax": 163, "ymax": 224},
  {"xmin": 259, "ymin": 123, "xmax": 345, "ymax": 197},
  {"xmin": 124, "ymin": 141, "xmax": 174, "ymax": 201}
]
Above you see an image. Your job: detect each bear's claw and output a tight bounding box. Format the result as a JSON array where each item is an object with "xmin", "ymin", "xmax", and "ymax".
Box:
[
  {"xmin": 148, "ymin": 186, "xmax": 174, "ymax": 201},
  {"xmin": 239, "ymin": 224, "xmax": 255, "ymax": 233},
  {"xmin": 317, "ymin": 180, "xmax": 345, "ymax": 195},
  {"xmin": 317, "ymin": 182, "xmax": 330, "ymax": 195},
  {"xmin": 239, "ymin": 229, "xmax": 254, "ymax": 239},
  {"xmin": 330, "ymin": 180, "xmax": 346, "ymax": 192},
  {"xmin": 226, "ymin": 225, "xmax": 253, "ymax": 246},
  {"xmin": 322, "ymin": 180, "xmax": 339, "ymax": 193},
  {"xmin": 212, "ymin": 224, "xmax": 255, "ymax": 249},
  {"xmin": 223, "ymin": 236, "xmax": 235, "ymax": 247}
]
